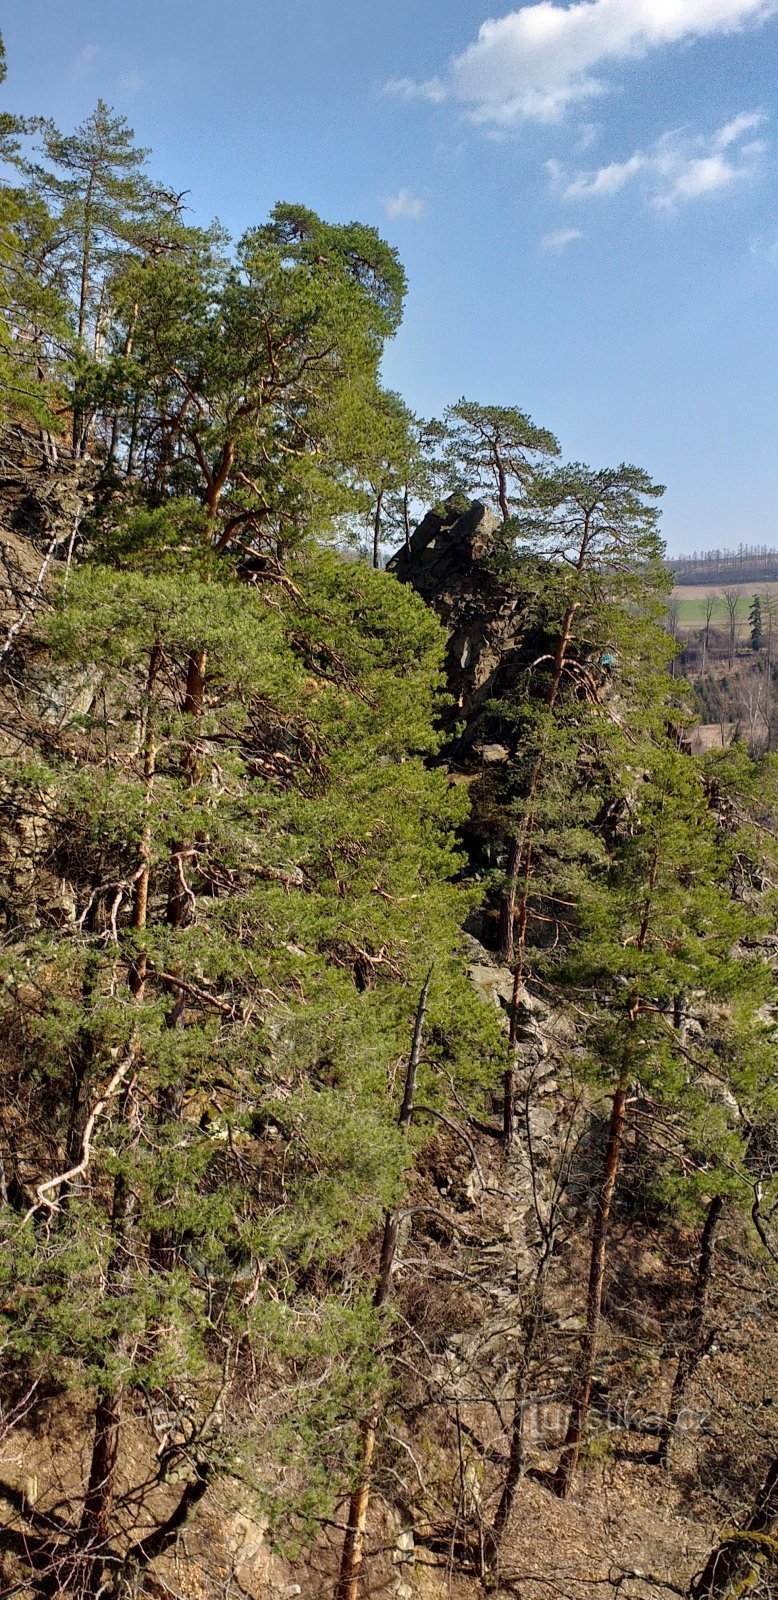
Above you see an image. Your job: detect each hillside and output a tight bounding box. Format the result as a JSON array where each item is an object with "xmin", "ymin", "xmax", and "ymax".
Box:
[
  {"xmin": 0, "ymin": 437, "xmax": 777, "ymax": 1600},
  {"xmin": 1, "ymin": 50, "xmax": 778, "ymax": 1600},
  {"xmin": 667, "ymin": 583, "xmax": 778, "ymax": 752}
]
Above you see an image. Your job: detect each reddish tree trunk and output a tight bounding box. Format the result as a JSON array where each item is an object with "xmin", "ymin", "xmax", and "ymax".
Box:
[
  {"xmin": 79, "ymin": 1386, "xmax": 123, "ymax": 1588},
  {"xmin": 553, "ymin": 1083, "xmax": 628, "ymax": 1498},
  {"xmin": 335, "ymin": 973, "xmax": 431, "ymax": 1600}
]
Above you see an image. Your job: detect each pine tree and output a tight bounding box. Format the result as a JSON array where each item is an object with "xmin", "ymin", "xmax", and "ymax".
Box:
[
  {"xmin": 0, "ymin": 530, "xmax": 503, "ymax": 1590},
  {"xmin": 497, "ymin": 461, "xmax": 669, "ymax": 964},
  {"xmin": 113, "ymin": 204, "xmax": 406, "ymax": 553},
  {"xmin": 0, "ymin": 33, "xmax": 69, "ymax": 431},
  {"xmin": 436, "ymin": 397, "xmax": 559, "ymax": 523},
  {"xmin": 551, "ymin": 744, "xmax": 770, "ymax": 1496},
  {"xmin": 30, "ymin": 102, "xmax": 151, "ymax": 354},
  {"xmin": 486, "ymin": 460, "xmax": 671, "ymax": 1148},
  {"xmin": 750, "ymin": 593, "xmax": 763, "ymax": 651}
]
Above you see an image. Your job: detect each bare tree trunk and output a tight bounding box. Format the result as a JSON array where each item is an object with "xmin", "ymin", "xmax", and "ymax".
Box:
[
  {"xmin": 498, "ymin": 836, "xmax": 522, "ymax": 969},
  {"xmin": 403, "ymin": 485, "xmax": 411, "ymax": 557},
  {"xmin": 72, "ymin": 183, "xmax": 94, "ymax": 458},
  {"xmin": 335, "ymin": 971, "xmax": 431, "ymax": 1600},
  {"xmin": 553, "ymin": 1083, "xmax": 628, "ymax": 1498},
  {"xmin": 372, "ymin": 488, "xmax": 384, "ymax": 570},
  {"xmin": 80, "ymin": 1349, "xmax": 125, "ymax": 1585},
  {"xmin": 658, "ymin": 1194, "xmax": 723, "ymax": 1466},
  {"xmin": 486, "ymin": 1228, "xmax": 556, "ymax": 1565},
  {"xmin": 150, "ymin": 644, "xmax": 206, "ymax": 1269},
  {"xmin": 501, "ymin": 958, "xmax": 529, "ymax": 1152},
  {"xmin": 129, "ymin": 639, "xmax": 162, "ymax": 996},
  {"xmin": 126, "ymin": 392, "xmax": 140, "ymax": 478},
  {"xmin": 77, "ymin": 1075, "xmax": 140, "ymax": 1594}
]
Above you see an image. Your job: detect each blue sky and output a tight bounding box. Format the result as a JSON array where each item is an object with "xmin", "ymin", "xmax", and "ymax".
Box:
[{"xmin": 3, "ymin": 0, "xmax": 778, "ymax": 554}]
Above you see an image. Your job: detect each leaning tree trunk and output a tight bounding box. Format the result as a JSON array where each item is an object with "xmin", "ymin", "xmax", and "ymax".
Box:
[
  {"xmin": 552, "ymin": 848, "xmax": 660, "ymax": 1498},
  {"xmin": 500, "ymin": 896, "xmax": 529, "ymax": 1152},
  {"xmin": 690, "ymin": 1456, "xmax": 778, "ymax": 1599},
  {"xmin": 485, "ymin": 1229, "xmax": 556, "ymax": 1568},
  {"xmin": 658, "ymin": 1194, "xmax": 724, "ymax": 1467},
  {"xmin": 553, "ymin": 1081, "xmax": 628, "ymax": 1498},
  {"xmin": 77, "ymin": 1116, "xmax": 138, "ymax": 1595},
  {"xmin": 498, "ymin": 836, "xmax": 522, "ymax": 970},
  {"xmin": 149, "ymin": 642, "xmax": 207, "ymax": 1270},
  {"xmin": 372, "ymin": 487, "xmax": 384, "ymax": 570},
  {"xmin": 60, "ymin": 953, "xmax": 99, "ymax": 1208},
  {"xmin": 335, "ymin": 971, "xmax": 431, "ymax": 1600}
]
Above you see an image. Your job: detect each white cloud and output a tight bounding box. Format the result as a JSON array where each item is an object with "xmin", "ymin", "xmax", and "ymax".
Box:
[
  {"xmin": 715, "ymin": 109, "xmax": 765, "ymax": 147},
  {"xmin": 384, "ymin": 188, "xmax": 425, "ymax": 220},
  {"xmin": 559, "ymin": 111, "xmax": 767, "ymax": 206},
  {"xmin": 117, "ymin": 69, "xmax": 149, "ymax": 94},
  {"xmin": 564, "ymin": 150, "xmax": 645, "ymax": 196},
  {"xmin": 540, "ymin": 225, "xmax": 584, "ymax": 249},
  {"xmin": 70, "ymin": 43, "xmax": 100, "ymax": 80},
  {"xmin": 391, "ymin": 0, "xmax": 777, "ymax": 124}
]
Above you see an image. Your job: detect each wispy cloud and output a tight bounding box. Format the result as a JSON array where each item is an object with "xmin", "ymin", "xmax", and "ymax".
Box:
[
  {"xmin": 540, "ymin": 226, "xmax": 584, "ymax": 250},
  {"xmin": 384, "ymin": 188, "xmax": 425, "ymax": 221},
  {"xmin": 385, "ymin": 75, "xmax": 446, "ymax": 105},
  {"xmin": 70, "ymin": 43, "xmax": 100, "ymax": 81},
  {"xmin": 389, "ymin": 0, "xmax": 777, "ymax": 125},
  {"xmin": 576, "ymin": 121, "xmax": 601, "ymax": 152},
  {"xmin": 555, "ymin": 111, "xmax": 767, "ymax": 207},
  {"xmin": 117, "ymin": 69, "xmax": 149, "ymax": 95},
  {"xmin": 750, "ymin": 233, "xmax": 778, "ymax": 261}
]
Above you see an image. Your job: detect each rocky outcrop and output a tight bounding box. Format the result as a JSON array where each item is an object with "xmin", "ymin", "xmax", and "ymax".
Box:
[
  {"xmin": 0, "ymin": 427, "xmax": 99, "ymax": 927},
  {"xmin": 0, "ymin": 425, "xmax": 96, "ymax": 654},
  {"xmin": 392, "ymin": 496, "xmax": 544, "ymax": 758},
  {"xmin": 388, "ymin": 498, "xmax": 545, "ymax": 761}
]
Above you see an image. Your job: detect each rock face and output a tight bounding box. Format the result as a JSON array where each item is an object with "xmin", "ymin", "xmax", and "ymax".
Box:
[
  {"xmin": 0, "ymin": 425, "xmax": 96, "ymax": 636},
  {"xmin": 388, "ymin": 497, "xmax": 542, "ymax": 762},
  {"xmin": 0, "ymin": 427, "xmax": 99, "ymax": 929}
]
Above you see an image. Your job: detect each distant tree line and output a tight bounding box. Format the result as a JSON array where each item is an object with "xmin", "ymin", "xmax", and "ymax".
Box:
[{"xmin": 669, "ymin": 544, "xmax": 778, "ymax": 584}]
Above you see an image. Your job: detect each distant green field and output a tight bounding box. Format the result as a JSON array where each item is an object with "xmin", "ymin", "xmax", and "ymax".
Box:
[
  {"xmin": 675, "ymin": 596, "xmax": 720, "ymax": 626},
  {"xmin": 673, "ymin": 581, "xmax": 778, "ymax": 633}
]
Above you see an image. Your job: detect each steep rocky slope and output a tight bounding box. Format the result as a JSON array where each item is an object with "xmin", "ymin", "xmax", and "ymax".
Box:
[{"xmin": 0, "ymin": 442, "xmax": 775, "ymax": 1600}]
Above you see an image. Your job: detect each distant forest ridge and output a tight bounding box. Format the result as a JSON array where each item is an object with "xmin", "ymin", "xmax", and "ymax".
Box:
[{"xmin": 667, "ymin": 545, "xmax": 778, "ymax": 584}]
